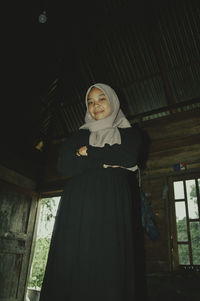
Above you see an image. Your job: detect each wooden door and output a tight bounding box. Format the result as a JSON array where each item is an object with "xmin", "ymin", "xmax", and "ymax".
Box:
[{"xmin": 0, "ymin": 180, "xmax": 39, "ymax": 301}]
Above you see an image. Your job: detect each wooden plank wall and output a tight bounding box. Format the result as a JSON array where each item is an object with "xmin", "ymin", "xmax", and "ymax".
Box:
[
  {"xmin": 140, "ymin": 110, "xmax": 200, "ymax": 273},
  {"xmin": 142, "ymin": 110, "xmax": 200, "ymax": 174},
  {"xmin": 40, "ymin": 109, "xmax": 200, "ymax": 273},
  {"xmin": 0, "ymin": 166, "xmax": 39, "ymax": 301}
]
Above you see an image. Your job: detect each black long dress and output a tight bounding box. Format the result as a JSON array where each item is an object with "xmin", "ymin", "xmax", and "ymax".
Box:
[{"xmin": 39, "ymin": 126, "xmax": 144, "ymax": 301}]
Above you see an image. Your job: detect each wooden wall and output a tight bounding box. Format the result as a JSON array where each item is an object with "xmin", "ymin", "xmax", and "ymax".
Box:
[
  {"xmin": 140, "ymin": 109, "xmax": 200, "ymax": 273},
  {"xmin": 142, "ymin": 110, "xmax": 200, "ymax": 174}
]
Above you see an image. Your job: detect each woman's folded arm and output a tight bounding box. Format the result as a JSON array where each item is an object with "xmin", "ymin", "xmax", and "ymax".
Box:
[
  {"xmin": 87, "ymin": 127, "xmax": 143, "ymax": 168},
  {"xmin": 57, "ymin": 133, "xmax": 102, "ymax": 177}
]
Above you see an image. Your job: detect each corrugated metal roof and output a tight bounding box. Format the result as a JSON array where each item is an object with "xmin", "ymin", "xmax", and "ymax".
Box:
[
  {"xmin": 157, "ymin": 1, "xmax": 200, "ymax": 103},
  {"xmin": 34, "ymin": 0, "xmax": 200, "ymax": 144}
]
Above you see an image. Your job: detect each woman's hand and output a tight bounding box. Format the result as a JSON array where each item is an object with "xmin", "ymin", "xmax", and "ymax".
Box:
[{"xmin": 76, "ymin": 146, "xmax": 88, "ymax": 156}]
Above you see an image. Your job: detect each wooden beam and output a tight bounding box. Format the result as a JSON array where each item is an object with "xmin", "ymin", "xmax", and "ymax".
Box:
[
  {"xmin": 149, "ymin": 134, "xmax": 200, "ymax": 153},
  {"xmin": 0, "ymin": 165, "xmax": 36, "ymax": 191},
  {"xmin": 129, "ymin": 99, "xmax": 200, "ymax": 122}
]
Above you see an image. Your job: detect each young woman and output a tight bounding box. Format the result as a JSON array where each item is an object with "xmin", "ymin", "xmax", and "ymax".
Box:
[{"xmin": 39, "ymin": 83, "xmax": 144, "ymax": 301}]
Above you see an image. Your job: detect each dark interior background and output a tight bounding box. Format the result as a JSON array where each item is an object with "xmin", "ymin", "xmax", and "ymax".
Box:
[{"xmin": 1, "ymin": 0, "xmax": 200, "ymax": 176}]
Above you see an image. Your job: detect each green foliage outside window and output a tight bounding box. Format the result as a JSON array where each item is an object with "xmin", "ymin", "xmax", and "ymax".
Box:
[
  {"xmin": 28, "ymin": 197, "xmax": 60, "ymax": 289},
  {"xmin": 176, "ymin": 183, "xmax": 200, "ymax": 265},
  {"xmin": 177, "ymin": 218, "xmax": 200, "ymax": 265},
  {"xmin": 28, "ymin": 237, "xmax": 51, "ymax": 288}
]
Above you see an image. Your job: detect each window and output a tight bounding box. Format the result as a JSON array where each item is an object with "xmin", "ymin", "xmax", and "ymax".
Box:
[{"xmin": 172, "ymin": 177, "xmax": 200, "ymax": 269}]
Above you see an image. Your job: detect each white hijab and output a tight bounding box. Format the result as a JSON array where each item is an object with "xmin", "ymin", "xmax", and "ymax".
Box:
[{"xmin": 80, "ymin": 83, "xmax": 138, "ymax": 172}]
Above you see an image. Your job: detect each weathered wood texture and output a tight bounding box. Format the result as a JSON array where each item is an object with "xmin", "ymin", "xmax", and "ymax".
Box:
[
  {"xmin": 0, "ymin": 181, "xmax": 39, "ymax": 301},
  {"xmin": 141, "ymin": 110, "xmax": 200, "ymax": 174}
]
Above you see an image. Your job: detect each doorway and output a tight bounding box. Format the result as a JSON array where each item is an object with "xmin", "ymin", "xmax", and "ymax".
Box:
[{"xmin": 26, "ymin": 196, "xmax": 61, "ymax": 300}]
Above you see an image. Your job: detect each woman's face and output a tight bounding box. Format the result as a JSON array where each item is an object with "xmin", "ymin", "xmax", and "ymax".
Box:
[{"xmin": 87, "ymin": 87, "xmax": 111, "ymax": 120}]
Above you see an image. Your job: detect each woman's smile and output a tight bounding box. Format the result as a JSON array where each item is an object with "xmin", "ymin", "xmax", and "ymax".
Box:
[{"xmin": 94, "ymin": 110, "xmax": 104, "ymax": 114}]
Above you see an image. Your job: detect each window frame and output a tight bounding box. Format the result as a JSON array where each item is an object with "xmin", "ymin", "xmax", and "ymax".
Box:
[{"xmin": 169, "ymin": 172, "xmax": 200, "ymax": 271}]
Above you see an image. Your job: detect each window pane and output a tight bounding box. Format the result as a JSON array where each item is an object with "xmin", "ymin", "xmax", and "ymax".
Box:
[
  {"xmin": 186, "ymin": 180, "xmax": 199, "ymax": 219},
  {"xmin": 190, "ymin": 222, "xmax": 200, "ymax": 265},
  {"xmin": 173, "ymin": 181, "xmax": 185, "ymax": 199},
  {"xmin": 178, "ymin": 244, "xmax": 190, "ymax": 265},
  {"xmin": 175, "ymin": 202, "xmax": 188, "ymax": 241}
]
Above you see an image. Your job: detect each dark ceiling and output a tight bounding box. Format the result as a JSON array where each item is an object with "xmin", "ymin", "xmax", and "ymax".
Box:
[{"xmin": 2, "ymin": 0, "xmax": 200, "ymax": 169}]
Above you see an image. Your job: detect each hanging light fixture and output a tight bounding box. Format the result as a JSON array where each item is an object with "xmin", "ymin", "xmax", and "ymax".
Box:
[
  {"xmin": 38, "ymin": 10, "xmax": 47, "ymax": 23},
  {"xmin": 38, "ymin": 0, "xmax": 48, "ymax": 23}
]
